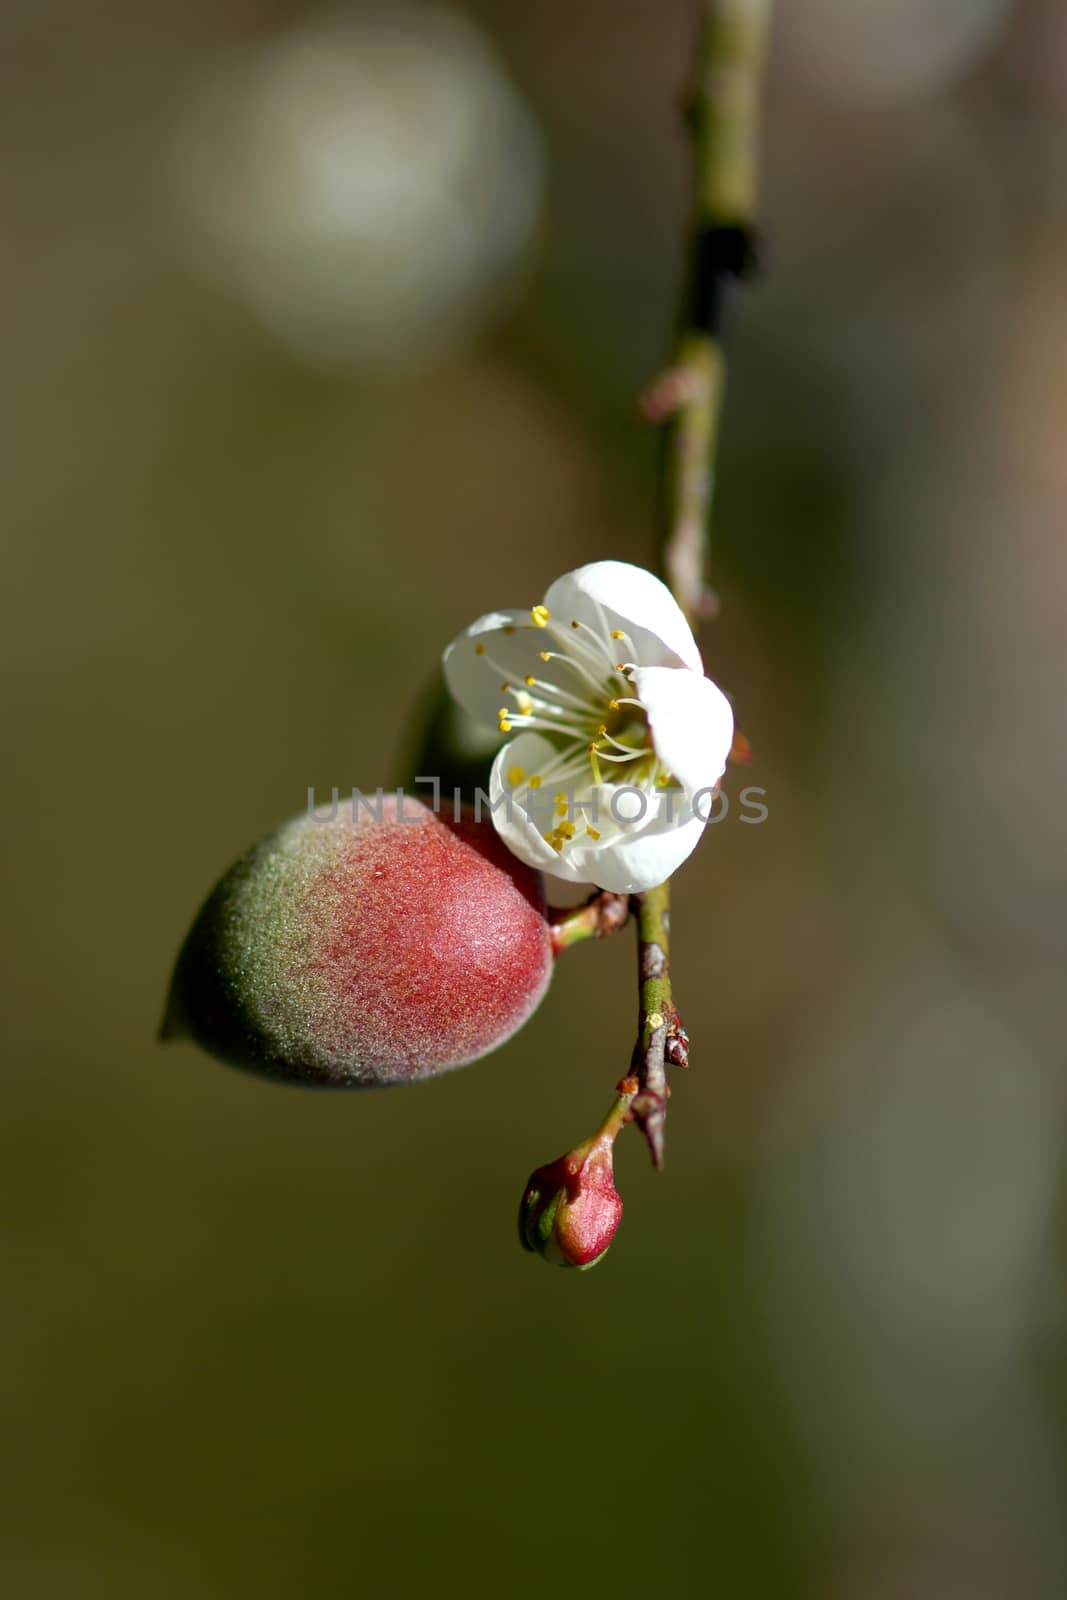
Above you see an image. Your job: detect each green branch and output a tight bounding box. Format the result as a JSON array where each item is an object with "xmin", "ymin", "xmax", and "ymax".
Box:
[
  {"xmin": 647, "ymin": 0, "xmax": 773, "ymax": 624},
  {"xmin": 522, "ymin": 4, "xmax": 774, "ymax": 1252},
  {"xmin": 630, "ymin": 0, "xmax": 773, "ymax": 1166},
  {"xmin": 628, "ymin": 882, "xmax": 690, "ymax": 1168},
  {"xmin": 548, "ymin": 891, "xmax": 631, "ymax": 955}
]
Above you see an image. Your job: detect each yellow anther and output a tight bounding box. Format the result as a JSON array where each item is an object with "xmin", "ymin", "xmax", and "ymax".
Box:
[
  {"xmin": 655, "ymin": 772, "xmax": 672, "ymax": 787},
  {"xmin": 500, "ymin": 681, "xmax": 510, "ymax": 692},
  {"xmin": 611, "ymin": 630, "xmax": 625, "ymax": 640},
  {"xmin": 498, "ymin": 718, "xmax": 512, "ymax": 733},
  {"xmin": 528, "ymin": 775, "xmax": 542, "ymax": 789},
  {"xmin": 516, "ymin": 692, "xmax": 534, "ymax": 715},
  {"xmin": 608, "ymin": 699, "xmax": 619, "ymax": 711},
  {"xmin": 557, "ymin": 820, "xmax": 576, "ymax": 839},
  {"xmin": 555, "ymin": 792, "xmax": 567, "ymax": 804},
  {"xmin": 538, "ymin": 650, "xmax": 551, "ymax": 662},
  {"xmin": 507, "ymin": 766, "xmax": 526, "ymax": 787},
  {"xmin": 525, "ymin": 675, "xmax": 536, "ymax": 687},
  {"xmin": 597, "ymin": 724, "xmax": 607, "ymax": 737},
  {"xmin": 497, "ymin": 708, "xmax": 509, "ymax": 719},
  {"xmin": 570, "ymin": 619, "xmax": 580, "ymax": 629},
  {"xmin": 531, "ymin": 605, "xmax": 550, "ymax": 627},
  {"xmin": 475, "ymin": 643, "xmax": 485, "ymax": 656},
  {"xmin": 555, "ymin": 803, "xmax": 568, "ymax": 819},
  {"xmin": 586, "ymin": 826, "xmax": 601, "ymax": 841}
]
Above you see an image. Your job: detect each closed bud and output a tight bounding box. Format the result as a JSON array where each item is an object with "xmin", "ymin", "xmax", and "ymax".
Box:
[{"xmin": 518, "ymin": 1107, "xmax": 625, "ymax": 1269}]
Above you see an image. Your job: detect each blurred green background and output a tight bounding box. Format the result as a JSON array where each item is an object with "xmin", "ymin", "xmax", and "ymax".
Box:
[{"xmin": 5, "ymin": 1, "xmax": 1067, "ymax": 1595}]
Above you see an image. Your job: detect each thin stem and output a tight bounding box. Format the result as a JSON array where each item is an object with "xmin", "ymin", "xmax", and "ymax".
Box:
[
  {"xmin": 524, "ymin": 5, "xmax": 773, "ymax": 1236},
  {"xmin": 623, "ymin": 1, "xmax": 772, "ymax": 1168},
  {"xmin": 648, "ymin": 0, "xmax": 774, "ymax": 624},
  {"xmin": 628, "ymin": 882, "xmax": 689, "ymax": 1168},
  {"xmin": 548, "ymin": 891, "xmax": 631, "ymax": 955}
]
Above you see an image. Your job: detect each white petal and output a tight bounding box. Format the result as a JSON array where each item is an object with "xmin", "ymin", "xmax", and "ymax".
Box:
[
  {"xmin": 442, "ymin": 610, "xmax": 542, "ymax": 731},
  {"xmin": 488, "ymin": 735, "xmax": 590, "ymax": 884},
  {"xmin": 579, "ymin": 802, "xmax": 708, "ymax": 893},
  {"xmin": 544, "ymin": 561, "xmax": 703, "ymax": 674},
  {"xmin": 633, "ymin": 665, "xmax": 734, "ymax": 797},
  {"xmin": 540, "ymin": 784, "xmax": 710, "ymax": 893},
  {"xmin": 487, "ymin": 736, "xmax": 711, "ymax": 894}
]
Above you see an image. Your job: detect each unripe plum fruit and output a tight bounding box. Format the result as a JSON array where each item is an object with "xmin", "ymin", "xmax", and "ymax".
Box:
[{"xmin": 162, "ymin": 796, "xmax": 553, "ymax": 1085}]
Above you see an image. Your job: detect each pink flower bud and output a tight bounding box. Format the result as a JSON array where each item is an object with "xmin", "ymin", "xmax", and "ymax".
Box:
[{"xmin": 519, "ymin": 1127, "xmax": 623, "ymax": 1269}]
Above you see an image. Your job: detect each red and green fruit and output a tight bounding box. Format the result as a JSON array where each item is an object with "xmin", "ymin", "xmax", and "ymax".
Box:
[{"xmin": 163, "ymin": 797, "xmax": 553, "ymax": 1086}]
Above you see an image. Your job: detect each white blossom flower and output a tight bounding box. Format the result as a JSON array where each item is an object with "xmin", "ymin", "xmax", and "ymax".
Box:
[{"xmin": 442, "ymin": 561, "xmax": 735, "ymax": 893}]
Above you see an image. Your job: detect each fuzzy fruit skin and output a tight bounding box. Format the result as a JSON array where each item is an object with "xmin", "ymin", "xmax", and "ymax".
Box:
[{"xmin": 163, "ymin": 796, "xmax": 552, "ymax": 1086}]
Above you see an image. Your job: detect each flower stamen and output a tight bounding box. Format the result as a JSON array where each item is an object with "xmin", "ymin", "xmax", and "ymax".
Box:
[
  {"xmin": 522, "ymin": 674, "xmax": 598, "ymax": 714},
  {"xmin": 538, "ymin": 616, "xmax": 628, "ymax": 691},
  {"xmin": 599, "ymin": 730, "xmax": 648, "ymax": 757},
  {"xmin": 568, "ymin": 617, "xmax": 627, "ymax": 675},
  {"xmin": 502, "ymin": 711, "xmax": 595, "ymax": 739},
  {"xmin": 536, "ymin": 647, "xmax": 610, "ymax": 698},
  {"xmin": 591, "ymin": 747, "xmax": 646, "ymax": 764}
]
